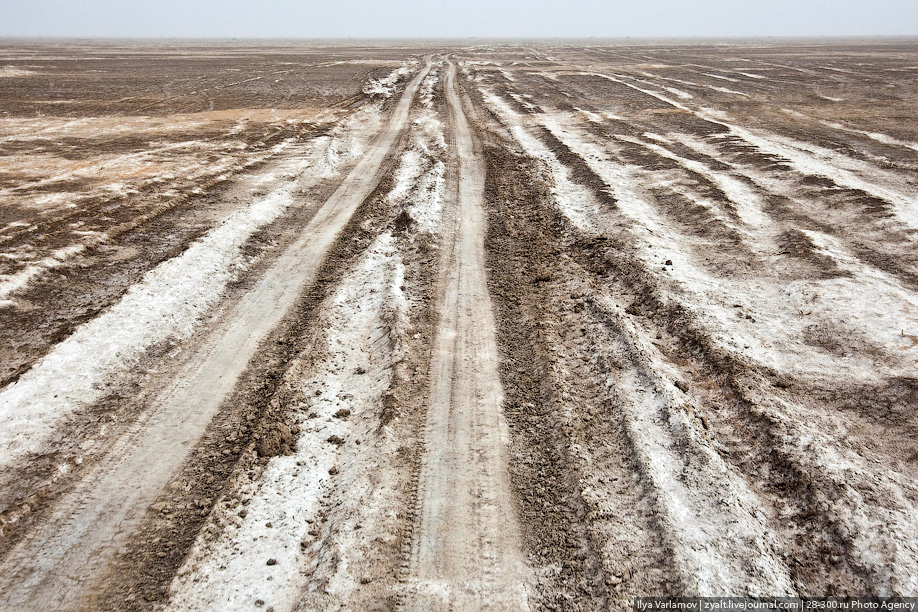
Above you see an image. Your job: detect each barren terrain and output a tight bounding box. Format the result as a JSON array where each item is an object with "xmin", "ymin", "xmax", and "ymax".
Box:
[{"xmin": 1, "ymin": 38, "xmax": 917, "ymax": 611}]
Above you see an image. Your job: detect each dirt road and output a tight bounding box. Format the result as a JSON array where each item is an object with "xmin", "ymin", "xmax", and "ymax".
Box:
[{"xmin": 400, "ymin": 60, "xmax": 530, "ymax": 611}]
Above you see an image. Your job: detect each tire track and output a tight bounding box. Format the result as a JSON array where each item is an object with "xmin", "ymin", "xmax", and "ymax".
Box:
[
  {"xmin": 583, "ymin": 71, "xmax": 918, "ymax": 231},
  {"xmin": 0, "ymin": 60, "xmax": 431, "ymax": 612},
  {"xmin": 511, "ymin": 68, "xmax": 918, "ymax": 298},
  {"xmin": 400, "ymin": 60, "xmax": 531, "ymax": 612}
]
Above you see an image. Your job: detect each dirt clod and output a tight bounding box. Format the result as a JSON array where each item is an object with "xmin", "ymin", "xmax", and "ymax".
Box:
[{"xmin": 256, "ymin": 423, "xmax": 294, "ymax": 457}]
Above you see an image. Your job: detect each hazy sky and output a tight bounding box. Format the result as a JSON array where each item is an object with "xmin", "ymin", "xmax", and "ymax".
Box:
[{"xmin": 1, "ymin": 0, "xmax": 916, "ymax": 38}]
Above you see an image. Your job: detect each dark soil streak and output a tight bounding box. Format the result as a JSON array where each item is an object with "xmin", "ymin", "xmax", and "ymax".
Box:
[{"xmin": 481, "ymin": 140, "xmax": 611, "ymax": 611}]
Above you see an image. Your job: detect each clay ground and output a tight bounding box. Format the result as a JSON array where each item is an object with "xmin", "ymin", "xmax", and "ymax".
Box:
[{"xmin": 0, "ymin": 38, "xmax": 917, "ymax": 611}]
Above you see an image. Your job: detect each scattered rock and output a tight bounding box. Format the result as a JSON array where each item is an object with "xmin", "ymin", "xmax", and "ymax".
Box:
[
  {"xmin": 328, "ymin": 466, "xmax": 339, "ymax": 475},
  {"xmin": 327, "ymin": 435, "xmax": 345, "ymax": 445},
  {"xmin": 533, "ymin": 268, "xmax": 552, "ymax": 283},
  {"xmin": 266, "ymin": 558, "xmax": 277, "ymax": 566},
  {"xmin": 393, "ymin": 209, "xmax": 414, "ymax": 235},
  {"xmin": 256, "ymin": 422, "xmax": 294, "ymax": 457},
  {"xmin": 333, "ymin": 408, "xmax": 351, "ymax": 419}
]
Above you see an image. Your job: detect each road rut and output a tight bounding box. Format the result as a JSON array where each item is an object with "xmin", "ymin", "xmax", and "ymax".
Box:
[{"xmin": 401, "ymin": 61, "xmax": 530, "ymax": 612}]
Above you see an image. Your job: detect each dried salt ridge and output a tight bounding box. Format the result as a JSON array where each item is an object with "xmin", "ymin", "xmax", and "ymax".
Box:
[
  {"xmin": 0, "ymin": 102, "xmax": 381, "ymax": 475},
  {"xmin": 0, "ymin": 109, "xmax": 340, "ymax": 306},
  {"xmin": 166, "ymin": 233, "xmax": 409, "ymax": 612},
  {"xmin": 482, "ymin": 86, "xmax": 796, "ymax": 596},
  {"xmin": 364, "ymin": 62, "xmax": 421, "ymax": 99}
]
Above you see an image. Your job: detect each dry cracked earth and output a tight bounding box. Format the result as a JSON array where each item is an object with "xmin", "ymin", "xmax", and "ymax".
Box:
[{"xmin": 1, "ymin": 38, "xmax": 917, "ymax": 611}]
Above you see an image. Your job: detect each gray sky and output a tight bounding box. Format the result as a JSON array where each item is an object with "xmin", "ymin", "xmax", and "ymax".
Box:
[{"xmin": 1, "ymin": 0, "xmax": 916, "ymax": 38}]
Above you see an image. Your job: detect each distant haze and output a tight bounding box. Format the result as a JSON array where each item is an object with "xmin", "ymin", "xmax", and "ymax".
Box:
[{"xmin": 0, "ymin": 0, "xmax": 916, "ymax": 38}]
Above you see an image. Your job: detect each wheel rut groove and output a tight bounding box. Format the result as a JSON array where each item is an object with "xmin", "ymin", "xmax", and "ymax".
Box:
[{"xmin": 399, "ymin": 60, "xmax": 531, "ymax": 612}]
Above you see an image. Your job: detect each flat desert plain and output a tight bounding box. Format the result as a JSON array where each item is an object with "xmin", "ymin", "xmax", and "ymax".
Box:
[{"xmin": 1, "ymin": 38, "xmax": 917, "ymax": 611}]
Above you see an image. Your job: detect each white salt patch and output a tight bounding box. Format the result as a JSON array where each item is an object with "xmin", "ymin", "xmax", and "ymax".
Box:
[
  {"xmin": 538, "ymin": 113, "xmax": 901, "ymax": 382},
  {"xmin": 662, "ymin": 86, "xmax": 694, "ymax": 100},
  {"xmin": 495, "ymin": 101, "xmax": 918, "ymax": 589},
  {"xmin": 702, "ymin": 72, "xmax": 741, "ymax": 83},
  {"xmin": 313, "ymin": 102, "xmax": 383, "ymax": 179},
  {"xmin": 0, "ymin": 185, "xmax": 298, "ymax": 469},
  {"xmin": 0, "ymin": 66, "xmax": 36, "ymax": 77},
  {"xmin": 746, "ymin": 389, "xmax": 918, "ymax": 594},
  {"xmin": 165, "ymin": 233, "xmax": 406, "ymax": 612},
  {"xmin": 482, "ymin": 91, "xmax": 599, "ymax": 233},
  {"xmin": 484, "ymin": 89, "xmax": 795, "ymax": 593},
  {"xmin": 573, "ymin": 107, "xmax": 603, "ymax": 122},
  {"xmin": 590, "ymin": 73, "xmax": 691, "ymax": 112},
  {"xmin": 0, "ymin": 244, "xmax": 90, "ymax": 301},
  {"xmin": 419, "ymin": 71, "xmax": 439, "ymax": 108},
  {"xmin": 637, "ymin": 133, "xmax": 775, "ymax": 234},
  {"xmin": 822, "ymin": 121, "xmax": 918, "ymax": 153},
  {"xmin": 591, "ymin": 72, "xmax": 918, "ymax": 231},
  {"xmin": 405, "ymin": 161, "xmax": 446, "ymax": 235},
  {"xmin": 508, "ymin": 92, "xmax": 538, "ymax": 112},
  {"xmin": 363, "ymin": 62, "xmax": 418, "ymax": 99},
  {"xmin": 799, "ymin": 229, "xmax": 918, "ymax": 358},
  {"xmin": 386, "ymin": 102, "xmax": 448, "ymax": 235},
  {"xmin": 710, "ymin": 86, "xmax": 749, "ymax": 97},
  {"xmin": 709, "ymin": 116, "xmax": 918, "ymax": 230},
  {"xmin": 593, "ymin": 293, "xmax": 795, "ymax": 595}
]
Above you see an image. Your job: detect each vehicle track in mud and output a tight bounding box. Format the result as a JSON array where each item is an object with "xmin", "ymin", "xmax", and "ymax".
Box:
[
  {"xmin": 398, "ymin": 60, "xmax": 530, "ymax": 612},
  {"xmin": 2, "ymin": 40, "xmax": 918, "ymax": 611}
]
